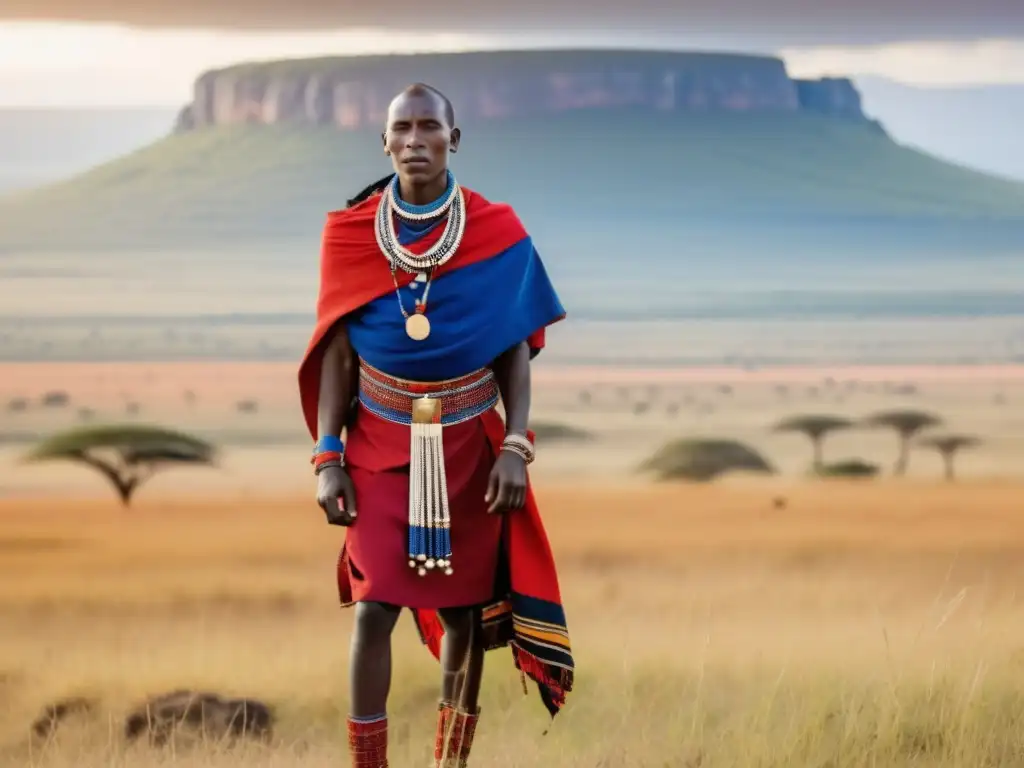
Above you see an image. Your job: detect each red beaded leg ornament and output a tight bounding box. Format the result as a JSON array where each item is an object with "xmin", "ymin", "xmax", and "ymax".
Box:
[
  {"xmin": 347, "ymin": 714, "xmax": 388, "ymax": 768},
  {"xmin": 433, "ymin": 701, "xmax": 454, "ymax": 765},
  {"xmin": 434, "ymin": 701, "xmax": 480, "ymax": 767}
]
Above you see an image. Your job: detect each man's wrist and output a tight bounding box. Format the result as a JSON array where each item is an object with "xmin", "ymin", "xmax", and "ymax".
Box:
[
  {"xmin": 312, "ymin": 434, "xmax": 346, "ymax": 473},
  {"xmin": 314, "ymin": 460, "xmax": 344, "ymax": 476},
  {"xmin": 500, "ymin": 432, "xmax": 535, "ymax": 464}
]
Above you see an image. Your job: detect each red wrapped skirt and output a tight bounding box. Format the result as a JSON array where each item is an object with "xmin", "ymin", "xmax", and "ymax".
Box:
[{"xmin": 340, "ymin": 404, "xmax": 503, "ymax": 608}]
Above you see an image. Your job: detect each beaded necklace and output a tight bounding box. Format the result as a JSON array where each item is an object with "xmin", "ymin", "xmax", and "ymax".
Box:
[
  {"xmin": 389, "ymin": 170, "xmax": 456, "ymax": 222},
  {"xmin": 375, "ymin": 171, "xmax": 466, "ymax": 341}
]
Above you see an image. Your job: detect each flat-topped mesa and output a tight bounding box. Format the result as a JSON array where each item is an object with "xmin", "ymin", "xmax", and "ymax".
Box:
[{"xmin": 172, "ymin": 49, "xmax": 880, "ymax": 133}]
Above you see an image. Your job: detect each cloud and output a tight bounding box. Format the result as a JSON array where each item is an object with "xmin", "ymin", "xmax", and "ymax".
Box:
[
  {"xmin": 0, "ymin": 24, "xmax": 492, "ymax": 105},
  {"xmin": 783, "ymin": 39, "xmax": 1024, "ymax": 86},
  {"xmin": 3, "ymin": 0, "xmax": 1023, "ymax": 45},
  {"xmin": 1, "ymin": 21, "xmax": 1022, "ymax": 107}
]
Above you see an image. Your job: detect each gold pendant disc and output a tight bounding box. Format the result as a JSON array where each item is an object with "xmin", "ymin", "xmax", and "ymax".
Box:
[{"xmin": 405, "ymin": 313, "xmax": 431, "ymax": 341}]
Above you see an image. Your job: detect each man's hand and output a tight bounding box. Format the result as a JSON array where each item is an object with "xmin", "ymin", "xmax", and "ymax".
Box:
[
  {"xmin": 317, "ymin": 465, "xmax": 357, "ymax": 526},
  {"xmin": 485, "ymin": 450, "xmax": 527, "ymax": 513}
]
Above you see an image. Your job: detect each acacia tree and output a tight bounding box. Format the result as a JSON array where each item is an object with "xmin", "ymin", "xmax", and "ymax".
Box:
[
  {"xmin": 639, "ymin": 438, "xmax": 775, "ymax": 482},
  {"xmin": 918, "ymin": 434, "xmax": 981, "ymax": 482},
  {"xmin": 23, "ymin": 425, "xmax": 217, "ymax": 506},
  {"xmin": 772, "ymin": 414, "xmax": 853, "ymax": 472},
  {"xmin": 860, "ymin": 410, "xmax": 942, "ymax": 476}
]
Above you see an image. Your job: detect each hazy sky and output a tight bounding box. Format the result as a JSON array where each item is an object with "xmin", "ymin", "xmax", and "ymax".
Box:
[
  {"xmin": 6, "ymin": 0, "xmax": 1024, "ymax": 41},
  {"xmin": 0, "ymin": 1, "xmax": 1023, "ymax": 106}
]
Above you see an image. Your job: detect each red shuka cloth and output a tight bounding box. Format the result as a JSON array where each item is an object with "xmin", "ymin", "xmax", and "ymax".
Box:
[{"xmin": 296, "ymin": 187, "xmax": 573, "ymax": 717}]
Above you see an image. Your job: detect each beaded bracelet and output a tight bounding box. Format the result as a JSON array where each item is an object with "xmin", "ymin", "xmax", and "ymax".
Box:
[
  {"xmin": 311, "ymin": 435, "xmax": 345, "ymax": 473},
  {"xmin": 314, "ymin": 459, "xmax": 344, "ymax": 475},
  {"xmin": 313, "ymin": 435, "xmax": 345, "ymax": 455},
  {"xmin": 501, "ymin": 433, "xmax": 535, "ymax": 464},
  {"xmin": 312, "ymin": 451, "xmax": 344, "ymax": 470}
]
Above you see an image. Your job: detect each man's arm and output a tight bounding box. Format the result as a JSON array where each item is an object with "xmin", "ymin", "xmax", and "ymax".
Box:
[
  {"xmin": 317, "ymin": 322, "xmax": 358, "ymax": 439},
  {"xmin": 492, "ymin": 340, "xmax": 531, "ymax": 436},
  {"xmin": 486, "ymin": 340, "xmax": 531, "ymax": 513},
  {"xmin": 315, "ymin": 322, "xmax": 359, "ymax": 525}
]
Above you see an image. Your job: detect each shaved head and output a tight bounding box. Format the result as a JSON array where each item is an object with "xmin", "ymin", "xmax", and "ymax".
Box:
[{"xmin": 393, "ymin": 83, "xmax": 456, "ymax": 128}]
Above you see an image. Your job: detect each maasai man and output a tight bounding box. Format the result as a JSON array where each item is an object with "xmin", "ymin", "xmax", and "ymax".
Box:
[{"xmin": 297, "ymin": 83, "xmax": 575, "ymax": 768}]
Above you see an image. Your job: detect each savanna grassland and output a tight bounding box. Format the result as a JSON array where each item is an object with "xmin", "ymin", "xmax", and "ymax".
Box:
[
  {"xmin": 4, "ymin": 484, "xmax": 1024, "ymax": 767},
  {"xmin": 2, "ymin": 362, "xmax": 1024, "ymax": 767}
]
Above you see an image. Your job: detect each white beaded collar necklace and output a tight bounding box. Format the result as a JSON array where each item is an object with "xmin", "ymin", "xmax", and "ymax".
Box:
[{"xmin": 374, "ymin": 172, "xmax": 465, "ymax": 275}]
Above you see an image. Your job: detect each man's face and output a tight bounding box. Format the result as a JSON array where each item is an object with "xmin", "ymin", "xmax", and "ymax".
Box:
[{"xmin": 383, "ymin": 91, "xmax": 459, "ymax": 186}]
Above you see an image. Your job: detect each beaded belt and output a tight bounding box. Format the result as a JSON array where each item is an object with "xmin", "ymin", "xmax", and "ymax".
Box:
[
  {"xmin": 357, "ymin": 360, "xmax": 500, "ymax": 577},
  {"xmin": 357, "ymin": 361, "xmax": 499, "ymax": 426}
]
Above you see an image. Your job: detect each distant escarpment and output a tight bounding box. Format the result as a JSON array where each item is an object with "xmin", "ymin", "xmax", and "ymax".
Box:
[{"xmin": 173, "ymin": 49, "xmax": 882, "ymax": 133}]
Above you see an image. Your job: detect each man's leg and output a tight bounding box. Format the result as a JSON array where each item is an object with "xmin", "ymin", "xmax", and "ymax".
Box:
[
  {"xmin": 437, "ymin": 607, "xmax": 474, "ymax": 703},
  {"xmin": 434, "ymin": 607, "xmax": 485, "ymax": 766},
  {"xmin": 348, "ymin": 601, "xmax": 402, "ymax": 768},
  {"xmin": 457, "ymin": 613, "xmax": 485, "ymax": 714}
]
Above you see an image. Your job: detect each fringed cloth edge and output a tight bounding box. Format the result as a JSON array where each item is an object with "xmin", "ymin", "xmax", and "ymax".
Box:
[{"xmin": 410, "ymin": 588, "xmax": 575, "ymax": 717}]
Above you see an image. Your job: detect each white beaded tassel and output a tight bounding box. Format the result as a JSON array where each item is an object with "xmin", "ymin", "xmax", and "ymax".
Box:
[
  {"xmin": 409, "ymin": 419, "xmax": 447, "ymax": 578},
  {"xmin": 424, "ymin": 429, "xmax": 437, "ymax": 573},
  {"xmin": 409, "ymin": 396, "xmax": 448, "ymax": 578},
  {"xmin": 436, "ymin": 432, "xmax": 453, "ymax": 575},
  {"xmin": 409, "ymin": 425, "xmax": 427, "ymax": 573},
  {"xmin": 428, "ymin": 422, "xmax": 447, "ymax": 573}
]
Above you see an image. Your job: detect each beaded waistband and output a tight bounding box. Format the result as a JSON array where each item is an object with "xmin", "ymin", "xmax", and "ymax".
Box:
[{"xmin": 357, "ymin": 361, "xmax": 499, "ymax": 426}]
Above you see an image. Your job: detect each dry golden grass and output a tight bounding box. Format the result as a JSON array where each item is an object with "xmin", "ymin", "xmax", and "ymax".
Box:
[{"xmin": 4, "ymin": 481, "xmax": 1024, "ymax": 767}]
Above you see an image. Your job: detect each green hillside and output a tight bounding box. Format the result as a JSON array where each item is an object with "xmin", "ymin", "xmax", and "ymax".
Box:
[{"xmin": 1, "ymin": 110, "xmax": 1024, "ymax": 253}]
